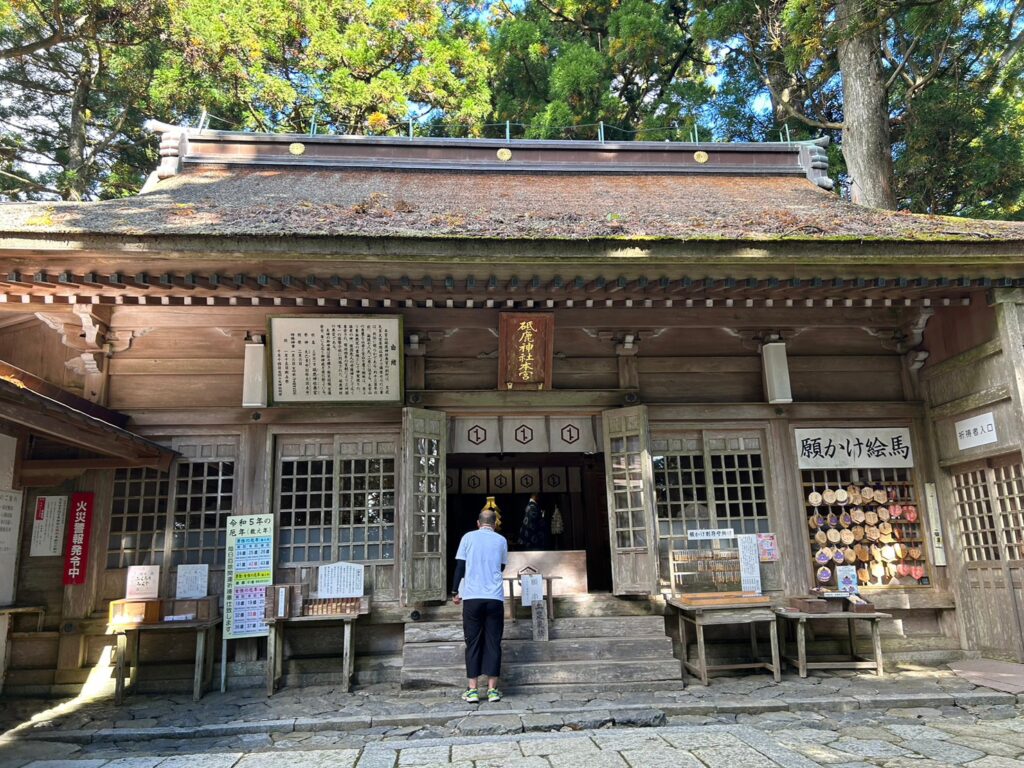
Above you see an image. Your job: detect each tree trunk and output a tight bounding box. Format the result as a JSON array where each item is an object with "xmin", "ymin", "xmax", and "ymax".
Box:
[
  {"xmin": 834, "ymin": 0, "xmax": 896, "ymax": 209},
  {"xmin": 65, "ymin": 61, "xmax": 92, "ymax": 201}
]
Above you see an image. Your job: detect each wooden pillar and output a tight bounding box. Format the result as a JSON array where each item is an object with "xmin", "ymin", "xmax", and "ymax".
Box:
[
  {"xmin": 615, "ymin": 337, "xmax": 639, "ymax": 390},
  {"xmin": 405, "ymin": 335, "xmax": 426, "ymax": 391},
  {"xmin": 57, "ymin": 470, "xmax": 114, "ymax": 681}
]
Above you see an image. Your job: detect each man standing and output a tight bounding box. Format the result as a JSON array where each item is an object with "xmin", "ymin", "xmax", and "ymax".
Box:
[{"xmin": 452, "ymin": 507, "xmax": 507, "ymax": 703}]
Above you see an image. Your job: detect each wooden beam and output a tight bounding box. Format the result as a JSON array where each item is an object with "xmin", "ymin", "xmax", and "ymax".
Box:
[
  {"xmin": 21, "ymin": 457, "xmax": 167, "ymax": 471},
  {"xmin": 408, "ymin": 389, "xmax": 634, "ymax": 408},
  {"xmin": 0, "ymin": 395, "xmax": 172, "ymax": 467}
]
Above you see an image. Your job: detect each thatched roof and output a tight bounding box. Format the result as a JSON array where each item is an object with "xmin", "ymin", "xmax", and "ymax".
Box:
[{"xmin": 1, "ymin": 131, "xmax": 1023, "ymax": 244}]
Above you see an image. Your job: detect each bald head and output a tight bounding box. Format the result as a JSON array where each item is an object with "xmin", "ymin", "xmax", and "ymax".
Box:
[{"xmin": 478, "ymin": 508, "xmax": 497, "ymax": 528}]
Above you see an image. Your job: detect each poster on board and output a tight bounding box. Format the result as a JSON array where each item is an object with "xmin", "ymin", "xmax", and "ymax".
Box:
[
  {"xmin": 318, "ymin": 562, "xmax": 364, "ymax": 599},
  {"xmin": 176, "ymin": 564, "xmax": 209, "ymax": 599},
  {"xmin": 223, "ymin": 514, "xmax": 274, "ymax": 639},
  {"xmin": 31, "ymin": 495, "xmax": 66, "ymax": 557},
  {"xmin": 126, "ymin": 565, "xmax": 160, "ymax": 600},
  {"xmin": 0, "ymin": 489, "xmax": 23, "ymax": 604}
]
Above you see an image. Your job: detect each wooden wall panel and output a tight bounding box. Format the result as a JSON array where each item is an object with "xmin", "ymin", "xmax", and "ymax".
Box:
[
  {"xmin": 108, "ymin": 374, "xmax": 241, "ymax": 409},
  {"xmin": 15, "ymin": 488, "xmax": 67, "ymax": 631},
  {"xmin": 0, "ymin": 318, "xmax": 79, "ymax": 389},
  {"xmin": 924, "ymin": 304, "xmax": 997, "ymax": 369},
  {"xmin": 925, "ymin": 350, "xmax": 1005, "ymax": 409}
]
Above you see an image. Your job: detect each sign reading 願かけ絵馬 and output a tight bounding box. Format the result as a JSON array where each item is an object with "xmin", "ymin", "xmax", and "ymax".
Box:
[
  {"xmin": 795, "ymin": 428, "xmax": 914, "ymax": 469},
  {"xmin": 269, "ymin": 316, "xmax": 403, "ymax": 404},
  {"xmin": 63, "ymin": 492, "xmax": 92, "ymax": 586},
  {"xmin": 498, "ymin": 313, "xmax": 554, "ymax": 391}
]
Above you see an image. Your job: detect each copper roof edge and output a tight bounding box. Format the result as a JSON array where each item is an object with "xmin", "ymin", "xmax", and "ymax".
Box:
[{"xmin": 143, "ymin": 120, "xmax": 834, "ymax": 189}]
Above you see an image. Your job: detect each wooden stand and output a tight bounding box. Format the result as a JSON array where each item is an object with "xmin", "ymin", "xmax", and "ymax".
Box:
[
  {"xmin": 110, "ymin": 618, "xmax": 221, "ymax": 704},
  {"xmin": 667, "ymin": 597, "xmax": 780, "ymax": 686},
  {"xmin": 774, "ymin": 609, "xmax": 890, "ymax": 678},
  {"xmin": 504, "ymin": 576, "xmax": 561, "ymax": 623}
]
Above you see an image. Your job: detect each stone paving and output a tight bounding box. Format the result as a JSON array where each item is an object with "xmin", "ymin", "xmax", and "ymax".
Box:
[{"xmin": 1, "ymin": 668, "xmax": 1023, "ymax": 768}]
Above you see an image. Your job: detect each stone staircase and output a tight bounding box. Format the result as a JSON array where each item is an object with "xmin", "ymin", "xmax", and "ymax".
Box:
[{"xmin": 401, "ymin": 613, "xmax": 682, "ymax": 690}]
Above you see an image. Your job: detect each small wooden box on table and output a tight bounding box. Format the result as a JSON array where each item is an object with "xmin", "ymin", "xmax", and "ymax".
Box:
[
  {"xmin": 667, "ymin": 594, "xmax": 781, "ymax": 686},
  {"xmin": 108, "ymin": 597, "xmax": 221, "ymax": 704},
  {"xmin": 265, "ymin": 596, "xmax": 369, "ymax": 696},
  {"xmin": 774, "ymin": 607, "xmax": 891, "ymax": 678}
]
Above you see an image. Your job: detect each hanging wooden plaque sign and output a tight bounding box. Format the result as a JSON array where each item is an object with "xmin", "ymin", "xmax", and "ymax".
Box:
[{"xmin": 498, "ymin": 313, "xmax": 554, "ymax": 391}]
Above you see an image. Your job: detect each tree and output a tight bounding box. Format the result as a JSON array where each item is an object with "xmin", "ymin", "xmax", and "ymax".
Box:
[
  {"xmin": 0, "ymin": 1, "xmax": 166, "ymax": 200},
  {"xmin": 155, "ymin": 0, "xmax": 493, "ymax": 135},
  {"xmin": 488, "ymin": 0, "xmax": 711, "ymax": 139},
  {"xmin": 700, "ymin": 0, "xmax": 1024, "ymax": 211}
]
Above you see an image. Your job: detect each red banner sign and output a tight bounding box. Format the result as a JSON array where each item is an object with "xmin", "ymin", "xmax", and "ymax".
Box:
[
  {"xmin": 498, "ymin": 312, "xmax": 554, "ymax": 391},
  {"xmin": 63, "ymin": 492, "xmax": 93, "ymax": 585}
]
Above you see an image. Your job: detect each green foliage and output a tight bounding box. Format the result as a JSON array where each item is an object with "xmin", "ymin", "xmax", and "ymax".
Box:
[
  {"xmin": 155, "ymin": 0, "xmax": 492, "ymax": 134},
  {"xmin": 0, "ymin": 0, "xmax": 165, "ymax": 199},
  {"xmin": 489, "ymin": 0, "xmax": 713, "ymax": 139}
]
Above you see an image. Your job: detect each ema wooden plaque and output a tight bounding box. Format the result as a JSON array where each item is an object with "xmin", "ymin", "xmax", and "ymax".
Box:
[{"xmin": 498, "ymin": 313, "xmax": 554, "ymax": 391}]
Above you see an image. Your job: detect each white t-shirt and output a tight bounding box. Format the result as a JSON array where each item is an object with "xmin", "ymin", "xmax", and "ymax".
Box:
[{"xmin": 455, "ymin": 528, "xmax": 508, "ymax": 601}]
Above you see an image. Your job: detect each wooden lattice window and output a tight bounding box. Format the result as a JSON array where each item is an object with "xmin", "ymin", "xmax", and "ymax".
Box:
[
  {"xmin": 609, "ymin": 434, "xmax": 648, "ymax": 549},
  {"xmin": 653, "ymin": 433, "xmax": 769, "ymax": 582},
  {"xmin": 952, "ymin": 456, "xmax": 1024, "ymax": 563},
  {"xmin": 107, "ymin": 468, "xmax": 169, "ymax": 569},
  {"xmin": 275, "ymin": 435, "xmax": 398, "ymax": 566},
  {"xmin": 411, "ymin": 436, "xmax": 442, "ymax": 554},
  {"xmin": 952, "ymin": 466, "xmax": 1001, "ymax": 562},
  {"xmin": 171, "ymin": 458, "xmax": 234, "ymax": 566},
  {"xmin": 338, "ymin": 455, "xmax": 396, "ymax": 561},
  {"xmin": 106, "ymin": 437, "xmax": 239, "ymax": 572},
  {"xmin": 992, "ymin": 461, "xmax": 1024, "ymax": 560}
]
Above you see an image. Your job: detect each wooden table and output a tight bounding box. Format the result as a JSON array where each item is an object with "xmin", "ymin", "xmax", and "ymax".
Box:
[
  {"xmin": 109, "ymin": 618, "xmax": 221, "ymax": 704},
  {"xmin": 503, "ymin": 576, "xmax": 561, "ymax": 623},
  {"xmin": 774, "ymin": 609, "xmax": 891, "ymax": 678},
  {"xmin": 667, "ymin": 598, "xmax": 781, "ymax": 686},
  {"xmin": 265, "ymin": 615, "xmax": 355, "ymax": 696}
]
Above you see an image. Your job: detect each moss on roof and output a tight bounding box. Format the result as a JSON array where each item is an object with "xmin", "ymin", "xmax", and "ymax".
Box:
[{"xmin": 2, "ymin": 167, "xmax": 1024, "ymax": 243}]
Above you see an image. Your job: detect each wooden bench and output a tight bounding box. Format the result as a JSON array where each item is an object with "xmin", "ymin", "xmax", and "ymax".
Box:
[
  {"xmin": 265, "ymin": 615, "xmax": 356, "ymax": 696},
  {"xmin": 667, "ymin": 597, "xmax": 781, "ymax": 686},
  {"xmin": 774, "ymin": 608, "xmax": 891, "ymax": 678},
  {"xmin": 109, "ymin": 617, "xmax": 221, "ymax": 704}
]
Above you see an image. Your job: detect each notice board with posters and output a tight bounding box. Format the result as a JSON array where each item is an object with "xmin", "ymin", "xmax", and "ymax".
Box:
[{"xmin": 223, "ymin": 514, "xmax": 274, "ymax": 639}]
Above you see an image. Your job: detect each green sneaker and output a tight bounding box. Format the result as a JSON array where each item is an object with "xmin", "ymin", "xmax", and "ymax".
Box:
[
  {"xmin": 461, "ymin": 688, "xmax": 479, "ymax": 703},
  {"xmin": 487, "ymin": 688, "xmax": 502, "ymax": 702}
]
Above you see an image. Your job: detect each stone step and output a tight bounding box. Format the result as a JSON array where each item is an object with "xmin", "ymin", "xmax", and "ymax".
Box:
[
  {"xmin": 404, "ymin": 635, "xmax": 676, "ymax": 667},
  {"xmin": 405, "ymin": 615, "xmax": 667, "ymax": 644},
  {"xmin": 413, "ymin": 595, "xmax": 665, "ymax": 623},
  {"xmin": 401, "ymin": 658, "xmax": 682, "ymax": 689}
]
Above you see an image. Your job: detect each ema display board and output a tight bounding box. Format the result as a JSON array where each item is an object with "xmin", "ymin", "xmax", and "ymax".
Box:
[{"xmin": 269, "ymin": 316, "xmax": 403, "ymax": 404}]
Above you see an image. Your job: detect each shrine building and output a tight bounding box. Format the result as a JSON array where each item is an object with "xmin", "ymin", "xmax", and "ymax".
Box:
[{"xmin": 0, "ymin": 126, "xmax": 1021, "ymax": 695}]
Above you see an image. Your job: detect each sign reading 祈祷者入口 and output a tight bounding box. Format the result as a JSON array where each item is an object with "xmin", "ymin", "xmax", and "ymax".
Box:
[
  {"xmin": 795, "ymin": 427, "xmax": 914, "ymax": 469},
  {"xmin": 269, "ymin": 316, "xmax": 403, "ymax": 404}
]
